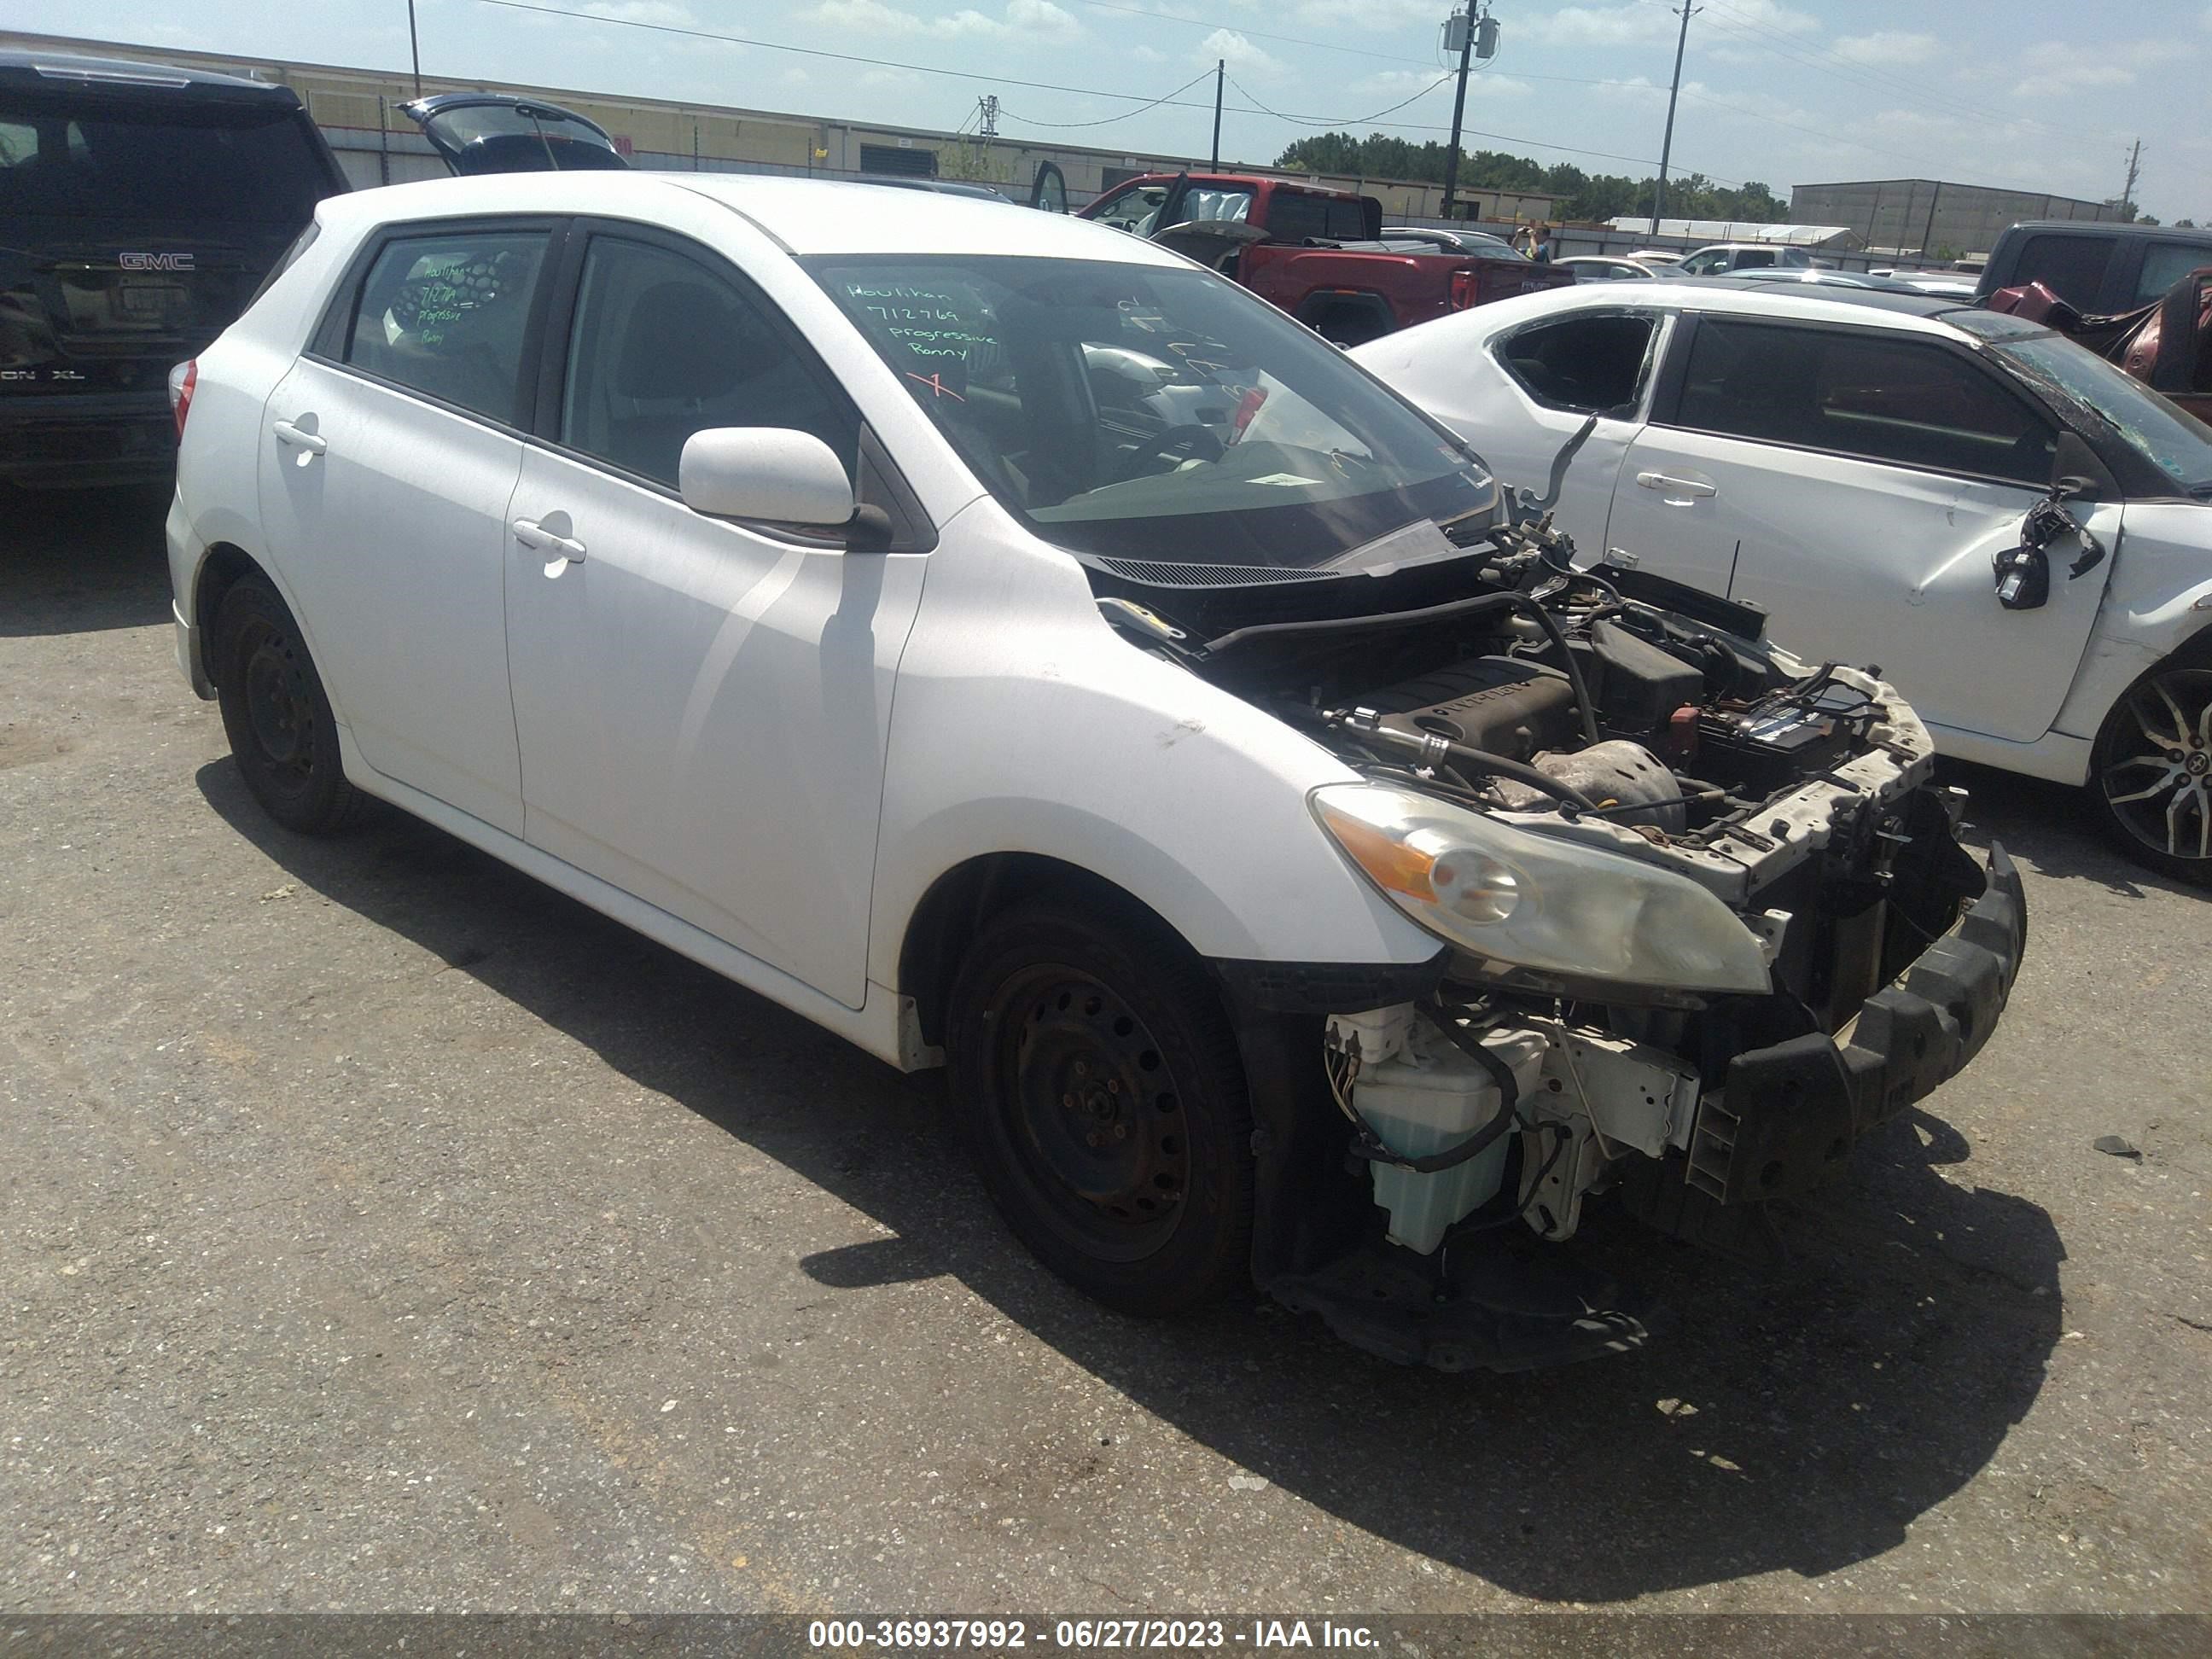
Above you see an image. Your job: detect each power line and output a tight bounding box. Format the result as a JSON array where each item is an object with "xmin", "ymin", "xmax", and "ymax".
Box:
[
  {"xmin": 999, "ymin": 68, "xmax": 1215, "ymax": 130},
  {"xmin": 476, "ymin": 1, "xmax": 1760, "ymax": 183}
]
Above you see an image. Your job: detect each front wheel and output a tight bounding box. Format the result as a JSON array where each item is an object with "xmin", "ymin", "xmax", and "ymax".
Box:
[
  {"xmin": 946, "ymin": 902, "xmax": 1255, "ymax": 1316},
  {"xmin": 2089, "ymin": 658, "xmax": 2212, "ymax": 884}
]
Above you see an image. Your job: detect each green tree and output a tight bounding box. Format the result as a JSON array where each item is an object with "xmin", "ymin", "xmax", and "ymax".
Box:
[{"xmin": 1272, "ymin": 133, "xmax": 1788, "ymax": 224}]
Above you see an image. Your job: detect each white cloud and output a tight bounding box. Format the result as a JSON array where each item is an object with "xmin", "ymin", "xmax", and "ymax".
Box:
[
  {"xmin": 1004, "ymin": 0, "xmax": 1081, "ymax": 39},
  {"xmin": 1831, "ymin": 30, "xmax": 1940, "ymax": 67},
  {"xmin": 580, "ymin": 1, "xmax": 697, "ymax": 24},
  {"xmin": 1198, "ymin": 27, "xmax": 1286, "ymax": 80},
  {"xmin": 1526, "ymin": 0, "xmax": 1813, "ymax": 49},
  {"xmin": 805, "ymin": 1, "xmax": 1079, "ymax": 41},
  {"xmin": 2005, "ymin": 37, "xmax": 2180, "ymax": 96},
  {"xmin": 1290, "ymin": 0, "xmax": 1434, "ymax": 25}
]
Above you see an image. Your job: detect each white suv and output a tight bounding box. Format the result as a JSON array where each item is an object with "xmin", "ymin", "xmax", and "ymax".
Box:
[{"xmin": 166, "ymin": 172, "xmax": 2023, "ymax": 1371}]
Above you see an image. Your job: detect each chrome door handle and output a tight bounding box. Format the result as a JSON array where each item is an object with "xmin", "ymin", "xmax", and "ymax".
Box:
[
  {"xmin": 271, "ymin": 419, "xmax": 327, "ymax": 455},
  {"xmin": 1635, "ymin": 470, "xmax": 1715, "ymax": 498},
  {"xmin": 512, "ymin": 516, "xmax": 586, "ymax": 573}
]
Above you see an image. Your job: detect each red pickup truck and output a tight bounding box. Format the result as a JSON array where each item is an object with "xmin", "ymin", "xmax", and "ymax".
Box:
[{"xmin": 1080, "ymin": 172, "xmax": 1572, "ymax": 345}]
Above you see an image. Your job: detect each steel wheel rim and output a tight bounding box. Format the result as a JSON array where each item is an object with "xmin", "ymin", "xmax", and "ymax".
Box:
[
  {"xmin": 990, "ymin": 963, "xmax": 1190, "ymax": 1262},
  {"xmin": 2101, "ymin": 667, "xmax": 2212, "ymax": 862},
  {"xmin": 241, "ymin": 622, "xmax": 317, "ymax": 798}
]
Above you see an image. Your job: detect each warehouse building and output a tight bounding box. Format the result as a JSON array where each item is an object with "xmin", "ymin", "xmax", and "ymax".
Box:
[
  {"xmin": 0, "ymin": 29, "xmax": 1558, "ymax": 224},
  {"xmin": 1790, "ymin": 178, "xmax": 2129, "ymax": 261}
]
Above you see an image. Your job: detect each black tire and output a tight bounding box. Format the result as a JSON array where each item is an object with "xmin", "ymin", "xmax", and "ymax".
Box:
[
  {"xmin": 2087, "ymin": 655, "xmax": 2212, "ymax": 886},
  {"xmin": 946, "ymin": 900, "xmax": 1255, "ymax": 1317},
  {"xmin": 212, "ymin": 574, "xmax": 361, "ymax": 835}
]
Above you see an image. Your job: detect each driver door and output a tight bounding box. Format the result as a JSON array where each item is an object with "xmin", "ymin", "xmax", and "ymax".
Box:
[
  {"xmin": 1607, "ymin": 315, "xmax": 2115, "ymax": 745},
  {"xmin": 503, "ymin": 227, "xmax": 928, "ymax": 1009}
]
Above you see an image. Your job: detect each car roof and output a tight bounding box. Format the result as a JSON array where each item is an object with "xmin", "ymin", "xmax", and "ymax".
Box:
[
  {"xmin": 0, "ymin": 49, "xmax": 299, "ymax": 102},
  {"xmin": 2005, "ymin": 218, "xmax": 2209, "ymax": 244},
  {"xmin": 311, "ymin": 171, "xmax": 1186, "ymax": 264},
  {"xmin": 1362, "ymin": 277, "xmax": 1974, "ymax": 351}
]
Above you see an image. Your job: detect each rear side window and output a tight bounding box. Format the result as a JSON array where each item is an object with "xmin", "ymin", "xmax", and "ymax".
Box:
[
  {"xmin": 0, "ymin": 100, "xmax": 326, "ymax": 224},
  {"xmin": 2011, "ymin": 233, "xmax": 2113, "ymax": 308},
  {"xmin": 1267, "ymin": 193, "xmax": 1364, "ymax": 242},
  {"xmin": 1495, "ymin": 314, "xmax": 1657, "ymax": 414},
  {"xmin": 558, "ymin": 236, "xmax": 856, "ymax": 489},
  {"xmin": 341, "ymin": 230, "xmax": 550, "ymax": 425},
  {"xmin": 1672, "ymin": 318, "xmax": 2055, "ymax": 483},
  {"xmin": 1732, "ymin": 248, "xmax": 1776, "ymax": 270},
  {"xmin": 2133, "ymin": 242, "xmax": 2212, "ymax": 306}
]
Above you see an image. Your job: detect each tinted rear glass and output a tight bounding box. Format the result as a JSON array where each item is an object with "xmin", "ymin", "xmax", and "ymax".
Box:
[
  {"xmin": 0, "ymin": 99, "xmax": 327, "ymax": 223},
  {"xmin": 2011, "ymin": 233, "xmax": 2112, "ymax": 308}
]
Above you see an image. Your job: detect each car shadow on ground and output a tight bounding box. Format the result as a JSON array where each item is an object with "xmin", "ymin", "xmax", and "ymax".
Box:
[
  {"xmin": 197, "ymin": 760, "xmax": 2064, "ymax": 1603},
  {"xmin": 0, "ymin": 482, "xmax": 175, "ymax": 637}
]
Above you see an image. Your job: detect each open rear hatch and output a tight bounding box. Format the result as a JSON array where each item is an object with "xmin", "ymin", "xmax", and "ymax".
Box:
[{"xmin": 399, "ymin": 93, "xmax": 629, "ymax": 175}]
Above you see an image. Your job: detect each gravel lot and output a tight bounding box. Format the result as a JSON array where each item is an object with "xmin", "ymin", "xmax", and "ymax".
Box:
[{"xmin": 3, "ymin": 485, "xmax": 2207, "ymax": 1616}]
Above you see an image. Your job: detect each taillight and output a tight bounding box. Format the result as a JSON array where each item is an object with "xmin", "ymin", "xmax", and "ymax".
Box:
[
  {"xmin": 169, "ymin": 358, "xmax": 197, "ymax": 439},
  {"xmin": 1449, "ymin": 270, "xmax": 1480, "ymax": 310}
]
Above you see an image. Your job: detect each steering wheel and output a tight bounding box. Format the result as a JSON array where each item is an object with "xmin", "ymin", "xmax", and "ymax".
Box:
[{"xmin": 1114, "ymin": 422, "xmax": 1225, "ymax": 482}]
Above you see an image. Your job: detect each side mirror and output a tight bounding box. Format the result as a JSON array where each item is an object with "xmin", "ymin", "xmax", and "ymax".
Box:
[
  {"xmin": 678, "ymin": 428, "xmax": 855, "ymax": 528},
  {"xmin": 1993, "ymin": 543, "xmax": 2051, "ymax": 610}
]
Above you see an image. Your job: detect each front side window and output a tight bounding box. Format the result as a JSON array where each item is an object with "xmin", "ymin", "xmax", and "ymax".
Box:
[
  {"xmin": 1674, "ymin": 318, "xmax": 2056, "ymax": 483},
  {"xmin": 2133, "ymin": 242, "xmax": 2212, "ymax": 306},
  {"xmin": 1092, "ymin": 185, "xmax": 1167, "ymax": 236},
  {"xmin": 559, "ymin": 236, "xmax": 855, "ymax": 489},
  {"xmin": 1494, "ymin": 313, "xmax": 1657, "ymax": 414},
  {"xmin": 1679, "ymin": 250, "xmax": 1723, "ymax": 276},
  {"xmin": 342, "ymin": 229, "xmax": 548, "ymax": 423},
  {"xmin": 808, "ymin": 254, "xmax": 1495, "ymax": 566}
]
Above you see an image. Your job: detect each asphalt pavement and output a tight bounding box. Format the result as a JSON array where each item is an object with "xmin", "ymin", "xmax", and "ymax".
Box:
[{"xmin": 2, "ymin": 485, "xmax": 2206, "ymax": 1615}]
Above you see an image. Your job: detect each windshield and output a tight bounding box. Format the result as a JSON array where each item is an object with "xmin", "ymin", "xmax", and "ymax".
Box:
[
  {"xmin": 0, "ymin": 99, "xmax": 328, "ymax": 223},
  {"xmin": 808, "ymin": 254, "xmax": 1496, "ymax": 565},
  {"xmin": 1985, "ymin": 327, "xmax": 2212, "ymax": 494}
]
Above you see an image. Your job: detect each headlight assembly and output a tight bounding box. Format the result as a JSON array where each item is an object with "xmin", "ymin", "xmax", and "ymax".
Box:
[{"xmin": 1313, "ymin": 783, "xmax": 1772, "ymax": 994}]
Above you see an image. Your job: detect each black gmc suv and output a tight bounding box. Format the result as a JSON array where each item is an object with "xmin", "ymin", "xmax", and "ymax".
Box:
[{"xmin": 0, "ymin": 50, "xmax": 346, "ymax": 488}]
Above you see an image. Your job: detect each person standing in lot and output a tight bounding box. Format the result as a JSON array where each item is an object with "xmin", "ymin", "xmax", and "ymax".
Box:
[{"xmin": 1531, "ymin": 223, "xmax": 1555, "ymax": 263}]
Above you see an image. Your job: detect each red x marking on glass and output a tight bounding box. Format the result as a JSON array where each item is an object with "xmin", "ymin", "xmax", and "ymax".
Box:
[{"xmin": 906, "ymin": 370, "xmax": 965, "ymax": 401}]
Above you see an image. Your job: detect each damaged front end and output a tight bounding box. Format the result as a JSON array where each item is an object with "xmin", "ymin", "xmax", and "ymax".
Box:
[{"xmin": 1097, "ymin": 494, "xmax": 2028, "ymax": 1372}]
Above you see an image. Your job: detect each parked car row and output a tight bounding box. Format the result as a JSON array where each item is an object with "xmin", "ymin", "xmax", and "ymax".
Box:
[{"xmin": 20, "ymin": 46, "xmax": 2210, "ymax": 1377}]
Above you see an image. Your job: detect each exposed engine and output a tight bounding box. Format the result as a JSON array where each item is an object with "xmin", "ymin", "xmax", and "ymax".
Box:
[{"xmin": 1085, "ymin": 436, "xmax": 2024, "ymax": 1373}]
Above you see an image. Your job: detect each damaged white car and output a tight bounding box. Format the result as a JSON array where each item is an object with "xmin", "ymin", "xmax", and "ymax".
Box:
[{"xmin": 166, "ymin": 173, "xmax": 2024, "ymax": 1371}]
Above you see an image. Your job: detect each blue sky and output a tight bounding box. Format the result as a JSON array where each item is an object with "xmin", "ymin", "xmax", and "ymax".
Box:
[{"xmin": 18, "ymin": 1, "xmax": 2210, "ymax": 218}]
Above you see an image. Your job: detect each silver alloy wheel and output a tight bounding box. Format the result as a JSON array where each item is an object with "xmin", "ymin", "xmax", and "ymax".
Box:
[{"xmin": 2099, "ymin": 667, "xmax": 2212, "ymax": 862}]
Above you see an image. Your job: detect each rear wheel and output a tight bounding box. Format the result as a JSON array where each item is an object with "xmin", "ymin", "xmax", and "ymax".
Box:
[
  {"xmin": 2089, "ymin": 659, "xmax": 2212, "ymax": 885},
  {"xmin": 212, "ymin": 574, "xmax": 360, "ymax": 835},
  {"xmin": 946, "ymin": 902, "xmax": 1254, "ymax": 1316}
]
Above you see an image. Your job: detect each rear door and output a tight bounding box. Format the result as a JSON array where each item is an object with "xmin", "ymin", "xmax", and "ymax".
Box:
[
  {"xmin": 1606, "ymin": 313, "xmax": 2116, "ymax": 746},
  {"xmin": 257, "ymin": 218, "xmax": 558, "ymax": 835},
  {"xmin": 1459, "ymin": 307, "xmax": 1667, "ymax": 554}
]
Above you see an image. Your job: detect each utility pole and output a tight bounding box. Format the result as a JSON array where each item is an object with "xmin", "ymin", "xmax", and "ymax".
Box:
[
  {"xmin": 1649, "ymin": 2, "xmax": 1697, "ymax": 235},
  {"xmin": 2121, "ymin": 138, "xmax": 2143, "ymax": 218},
  {"xmin": 1211, "ymin": 59, "xmax": 1223, "ymax": 170},
  {"xmin": 405, "ymin": 0, "xmax": 422, "ymax": 96},
  {"xmin": 1440, "ymin": 8, "xmax": 1475, "ymax": 221}
]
